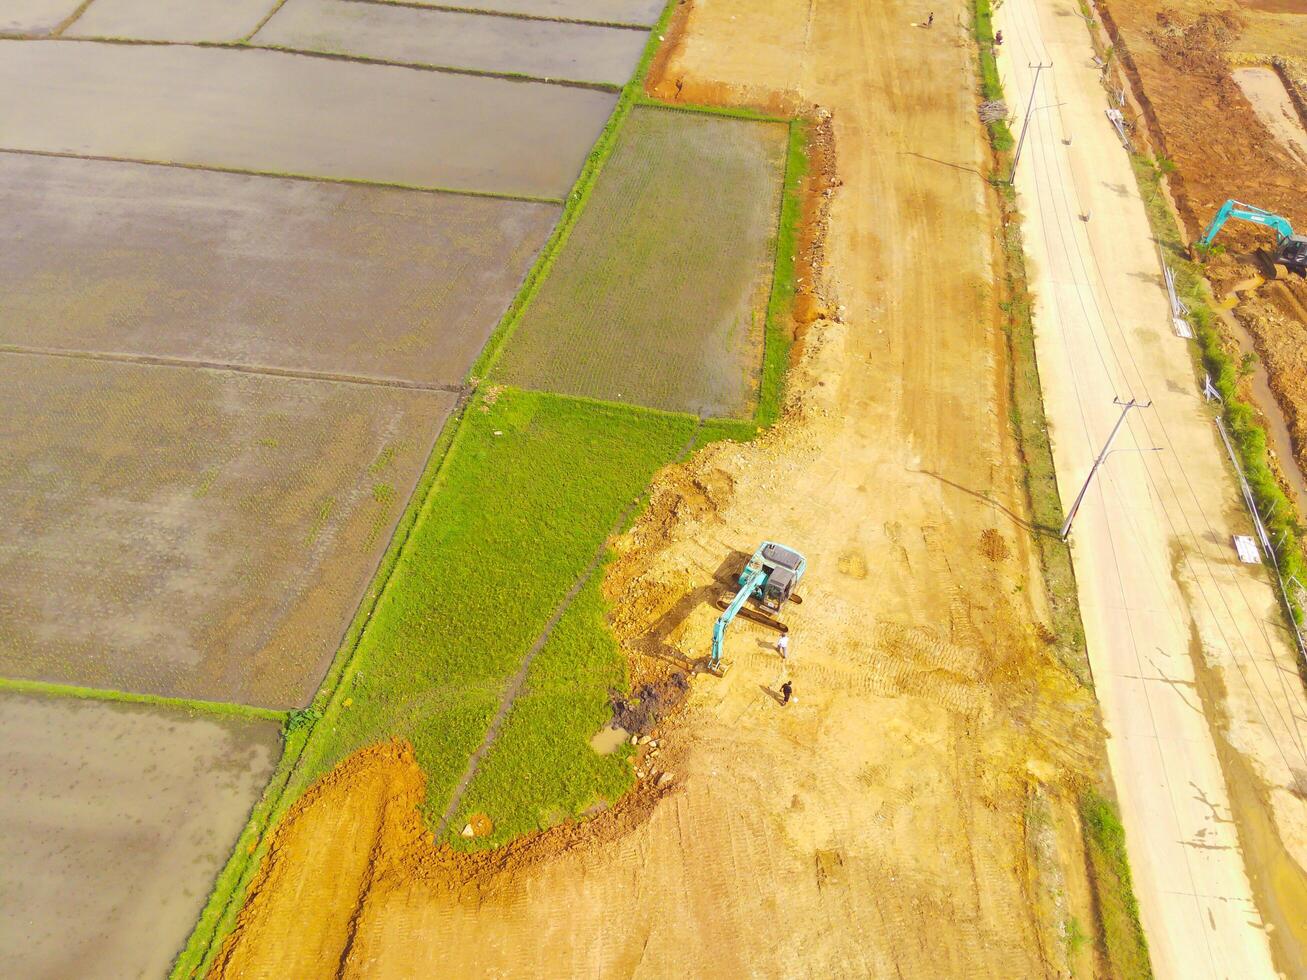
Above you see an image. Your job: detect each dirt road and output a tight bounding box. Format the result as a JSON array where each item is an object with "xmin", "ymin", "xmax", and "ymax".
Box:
[
  {"xmin": 211, "ymin": 1, "xmax": 1113, "ymax": 975},
  {"xmin": 997, "ymin": 0, "xmax": 1307, "ymax": 975}
]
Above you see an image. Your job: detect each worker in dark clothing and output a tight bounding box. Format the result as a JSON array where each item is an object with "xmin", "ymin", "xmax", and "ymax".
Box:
[
  {"xmin": 780, "ymin": 680, "xmax": 793, "ymax": 706},
  {"xmin": 926, "ymin": 11, "xmax": 934, "ymax": 27},
  {"xmin": 994, "ymin": 29, "xmax": 1004, "ymax": 45}
]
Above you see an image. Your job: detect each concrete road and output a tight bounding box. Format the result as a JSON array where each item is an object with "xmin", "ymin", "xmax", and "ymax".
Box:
[{"xmin": 997, "ymin": 0, "xmax": 1307, "ymax": 976}]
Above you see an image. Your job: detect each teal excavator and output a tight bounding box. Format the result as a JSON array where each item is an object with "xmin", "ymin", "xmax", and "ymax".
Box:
[
  {"xmin": 1199, "ymin": 199, "xmax": 1307, "ymax": 278},
  {"xmin": 708, "ymin": 541, "xmax": 806, "ymax": 673}
]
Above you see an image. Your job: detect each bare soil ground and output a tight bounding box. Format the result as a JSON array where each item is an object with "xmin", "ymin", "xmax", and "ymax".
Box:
[
  {"xmin": 208, "ymin": 0, "xmax": 1116, "ymax": 975},
  {"xmin": 495, "ymin": 105, "xmax": 787, "ymax": 417},
  {"xmin": 0, "ymin": 40, "xmax": 616, "ymax": 198},
  {"xmin": 0, "ymin": 691, "xmax": 278, "ymax": 979},
  {"xmin": 1095, "ymin": 0, "xmax": 1307, "ymax": 480},
  {"xmin": 254, "ymin": 0, "xmax": 648, "ymax": 86},
  {"xmin": 0, "ymin": 154, "xmax": 557, "ymax": 386},
  {"xmin": 0, "ymin": 354, "xmax": 454, "ymax": 708}
]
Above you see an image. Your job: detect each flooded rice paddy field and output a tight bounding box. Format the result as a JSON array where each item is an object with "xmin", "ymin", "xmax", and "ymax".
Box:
[
  {"xmin": 0, "ymin": 0, "xmax": 83, "ymax": 35},
  {"xmin": 372, "ymin": 0, "xmax": 664, "ymax": 26},
  {"xmin": 66, "ymin": 0, "xmax": 275, "ymax": 42},
  {"xmin": 0, "ymin": 353, "xmax": 455, "ymax": 708},
  {"xmin": 0, "ymin": 41, "xmax": 617, "ymax": 198},
  {"xmin": 0, "ymin": 692, "xmax": 278, "ymax": 979},
  {"xmin": 495, "ymin": 106, "xmax": 788, "ymax": 417},
  {"xmin": 0, "ymin": 154, "xmax": 557, "ymax": 385},
  {"xmin": 255, "ymin": 0, "xmax": 648, "ymax": 86}
]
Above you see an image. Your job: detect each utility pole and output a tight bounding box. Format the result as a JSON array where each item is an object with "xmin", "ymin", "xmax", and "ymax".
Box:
[
  {"xmin": 1009, "ymin": 61, "xmax": 1053, "ymax": 184},
  {"xmin": 1060, "ymin": 398, "xmax": 1153, "ymax": 541}
]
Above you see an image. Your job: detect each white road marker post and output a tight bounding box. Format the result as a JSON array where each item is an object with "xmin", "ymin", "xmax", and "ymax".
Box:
[{"xmin": 1060, "ymin": 398, "xmax": 1157, "ymax": 541}]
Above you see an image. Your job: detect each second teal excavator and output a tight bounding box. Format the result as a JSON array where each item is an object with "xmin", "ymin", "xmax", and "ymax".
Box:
[{"xmin": 1198, "ymin": 199, "xmax": 1307, "ymax": 278}]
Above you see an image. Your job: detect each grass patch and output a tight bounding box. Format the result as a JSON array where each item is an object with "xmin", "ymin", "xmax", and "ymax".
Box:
[
  {"xmin": 450, "ymin": 570, "xmax": 635, "ymax": 847},
  {"xmin": 1081, "ymin": 789, "xmax": 1153, "ymax": 978},
  {"xmin": 1130, "ymin": 153, "xmax": 1307, "ymax": 625},
  {"xmin": 285, "ymin": 388, "xmax": 696, "ymax": 824}
]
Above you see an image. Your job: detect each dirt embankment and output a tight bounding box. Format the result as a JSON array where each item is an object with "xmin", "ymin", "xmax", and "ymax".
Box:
[{"xmin": 207, "ymin": 0, "xmax": 1115, "ymax": 975}]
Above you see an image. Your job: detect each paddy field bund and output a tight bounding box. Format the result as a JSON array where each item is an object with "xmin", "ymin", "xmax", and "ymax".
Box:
[{"xmin": 0, "ymin": 0, "xmax": 805, "ymax": 975}]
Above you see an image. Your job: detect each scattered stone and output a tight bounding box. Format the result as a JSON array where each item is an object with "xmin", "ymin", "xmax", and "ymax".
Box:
[
  {"xmin": 636, "ymin": 769, "xmax": 646, "ymax": 779},
  {"xmin": 631, "ymin": 734, "xmax": 640, "ymax": 745},
  {"xmin": 638, "ymin": 735, "xmax": 651, "ymax": 745},
  {"xmin": 461, "ymin": 824, "xmax": 475, "ymax": 838},
  {"xmin": 658, "ymin": 773, "xmax": 675, "ymax": 787},
  {"xmin": 649, "ymin": 739, "xmax": 659, "ymax": 748}
]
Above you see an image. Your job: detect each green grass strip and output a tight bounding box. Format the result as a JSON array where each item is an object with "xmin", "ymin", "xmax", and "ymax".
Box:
[
  {"xmin": 756, "ymin": 118, "xmax": 809, "ymax": 427},
  {"xmin": 0, "ymin": 676, "xmax": 285, "ymax": 722},
  {"xmin": 1081, "ymin": 789, "xmax": 1153, "ymax": 978},
  {"xmin": 632, "ymin": 94, "xmax": 788, "ymax": 124},
  {"xmin": 1129, "ymin": 153, "xmax": 1307, "ymax": 626},
  {"xmin": 973, "ymin": 0, "xmax": 1015, "ymax": 152}
]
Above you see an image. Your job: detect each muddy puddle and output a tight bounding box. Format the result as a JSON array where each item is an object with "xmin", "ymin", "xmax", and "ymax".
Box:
[
  {"xmin": 0, "ymin": 0, "xmax": 83, "ymax": 35},
  {"xmin": 0, "ymin": 353, "xmax": 454, "ymax": 708},
  {"xmin": 0, "ymin": 40, "xmax": 617, "ymax": 198},
  {"xmin": 588, "ymin": 725, "xmax": 630, "ymax": 754},
  {"xmin": 0, "ymin": 154, "xmax": 558, "ymax": 385},
  {"xmin": 0, "ymin": 692, "xmax": 279, "ymax": 979},
  {"xmin": 67, "ymin": 0, "xmax": 273, "ymax": 42},
  {"xmin": 372, "ymin": 0, "xmax": 664, "ymax": 27},
  {"xmin": 1233, "ymin": 67, "xmax": 1307, "ymax": 167},
  {"xmin": 256, "ymin": 0, "xmax": 648, "ymax": 86}
]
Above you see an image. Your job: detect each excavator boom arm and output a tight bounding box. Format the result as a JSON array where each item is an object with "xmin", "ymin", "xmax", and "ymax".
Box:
[
  {"xmin": 710, "ymin": 568, "xmax": 766, "ymax": 669},
  {"xmin": 1201, "ymin": 199, "xmax": 1295, "ymax": 246}
]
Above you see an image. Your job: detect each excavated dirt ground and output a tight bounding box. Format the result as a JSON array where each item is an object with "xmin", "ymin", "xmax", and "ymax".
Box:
[
  {"xmin": 208, "ymin": 1, "xmax": 1114, "ymax": 975},
  {"xmin": 1095, "ymin": 0, "xmax": 1307, "ymax": 480}
]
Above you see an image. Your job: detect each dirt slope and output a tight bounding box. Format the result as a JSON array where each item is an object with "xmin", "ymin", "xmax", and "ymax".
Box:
[{"xmin": 208, "ymin": 1, "xmax": 1111, "ymax": 976}]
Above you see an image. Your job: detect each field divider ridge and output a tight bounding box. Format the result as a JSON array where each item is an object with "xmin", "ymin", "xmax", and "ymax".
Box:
[
  {"xmin": 0, "ymin": 677, "xmax": 287, "ymax": 722},
  {"xmin": 0, "ymin": 344, "xmax": 469, "ymax": 393},
  {"xmin": 0, "ymin": 146, "xmax": 565, "ymax": 206},
  {"xmin": 242, "ymin": 0, "xmax": 292, "ymax": 43},
  {"xmin": 341, "ymin": 0, "xmax": 653, "ymax": 32},
  {"xmin": 51, "ymin": 0, "xmax": 98, "ymax": 37}
]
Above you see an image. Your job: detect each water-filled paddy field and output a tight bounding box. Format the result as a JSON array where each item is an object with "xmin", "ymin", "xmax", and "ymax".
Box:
[
  {"xmin": 66, "ymin": 0, "xmax": 274, "ymax": 41},
  {"xmin": 255, "ymin": 0, "xmax": 648, "ymax": 85},
  {"xmin": 370, "ymin": 0, "xmax": 665, "ymax": 27},
  {"xmin": 0, "ymin": 154, "xmax": 557, "ymax": 385},
  {"xmin": 0, "ymin": 692, "xmax": 278, "ymax": 978},
  {"xmin": 0, "ymin": 40, "xmax": 616, "ymax": 198},
  {"xmin": 0, "ymin": 354, "xmax": 455, "ymax": 708},
  {"xmin": 494, "ymin": 105, "xmax": 789, "ymax": 416}
]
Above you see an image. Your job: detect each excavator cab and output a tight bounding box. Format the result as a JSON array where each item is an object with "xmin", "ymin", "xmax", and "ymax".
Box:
[
  {"xmin": 1277, "ymin": 235, "xmax": 1307, "ymax": 277},
  {"xmin": 744, "ymin": 541, "xmax": 805, "ymax": 611}
]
